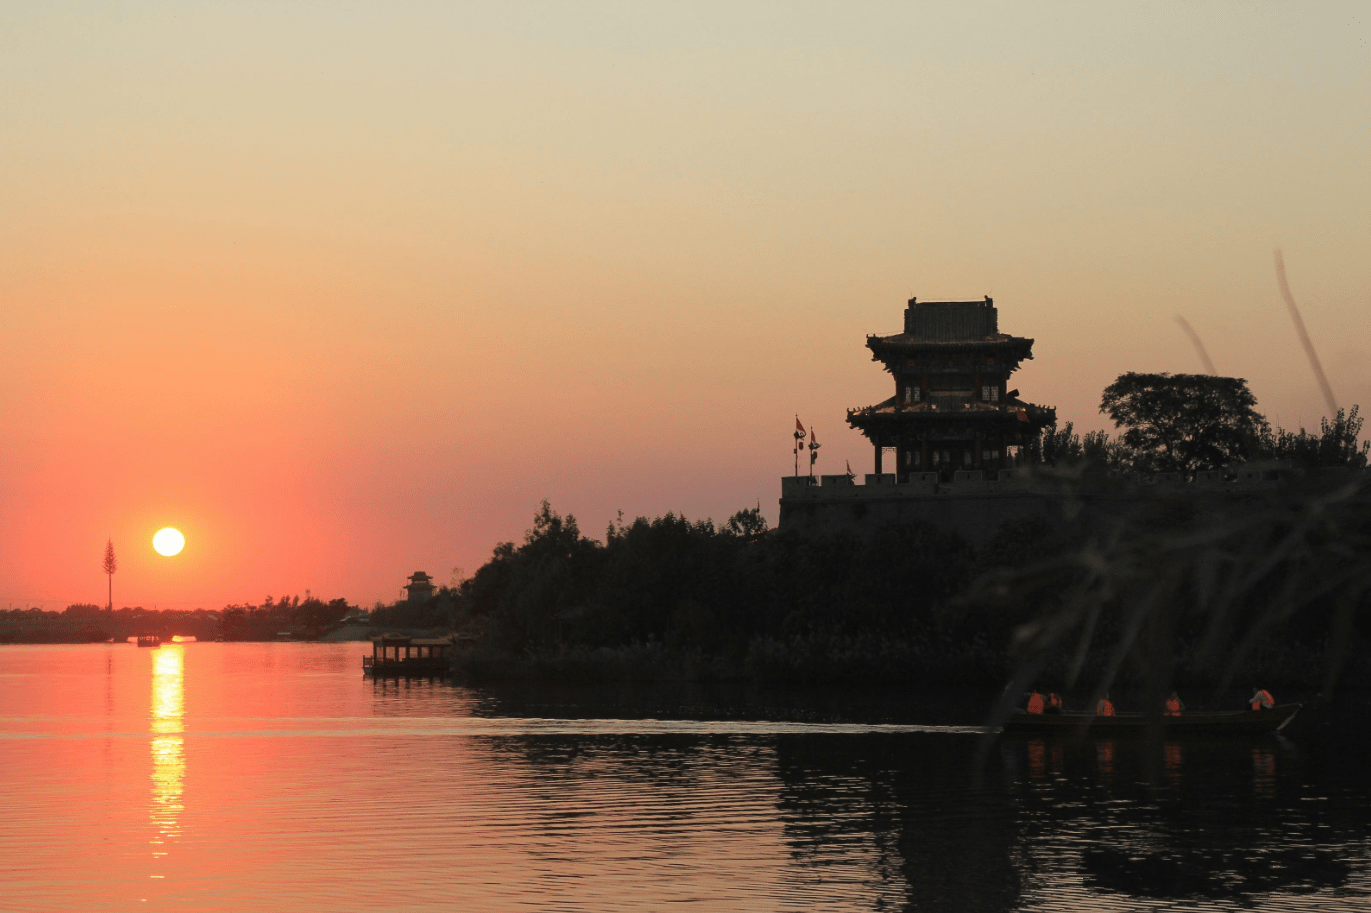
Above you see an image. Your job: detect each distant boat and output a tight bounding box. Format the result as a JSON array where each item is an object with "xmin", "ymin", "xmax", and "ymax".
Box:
[
  {"xmin": 135, "ymin": 634, "xmax": 161, "ymax": 648},
  {"xmin": 1002, "ymin": 703, "xmax": 1301, "ymax": 736}
]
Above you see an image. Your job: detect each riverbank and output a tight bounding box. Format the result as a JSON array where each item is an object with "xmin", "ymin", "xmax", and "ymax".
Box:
[{"xmin": 449, "ymin": 631, "xmax": 1368, "ymax": 691}]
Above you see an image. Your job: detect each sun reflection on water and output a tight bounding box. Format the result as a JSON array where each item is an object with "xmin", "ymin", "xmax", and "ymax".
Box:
[{"xmin": 150, "ymin": 646, "xmax": 185, "ymax": 866}]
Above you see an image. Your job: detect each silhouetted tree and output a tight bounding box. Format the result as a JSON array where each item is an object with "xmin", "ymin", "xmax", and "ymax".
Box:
[
  {"xmin": 102, "ymin": 539, "xmax": 117, "ymax": 612},
  {"xmin": 723, "ymin": 506, "xmax": 769, "ymax": 538},
  {"xmin": 1262, "ymin": 406, "xmax": 1370, "ymax": 469},
  {"xmin": 457, "ymin": 500, "xmax": 978, "ymax": 667},
  {"xmin": 1023, "ymin": 422, "xmax": 1123, "ymax": 471},
  {"xmin": 1100, "ymin": 372, "xmax": 1268, "ymax": 475}
]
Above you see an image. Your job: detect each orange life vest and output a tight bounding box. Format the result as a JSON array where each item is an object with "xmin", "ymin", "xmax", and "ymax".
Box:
[
  {"xmin": 1250, "ymin": 689, "xmax": 1274, "ymax": 711},
  {"xmin": 1165, "ymin": 695, "xmax": 1183, "ymax": 717},
  {"xmin": 1096, "ymin": 698, "xmax": 1115, "ymax": 717},
  {"xmin": 1027, "ymin": 692, "xmax": 1045, "ymax": 714},
  {"xmin": 1047, "ymin": 693, "xmax": 1063, "ymax": 712}
]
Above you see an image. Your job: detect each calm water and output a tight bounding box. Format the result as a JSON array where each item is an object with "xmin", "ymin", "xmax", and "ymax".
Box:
[{"xmin": 2, "ymin": 643, "xmax": 1368, "ymax": 912}]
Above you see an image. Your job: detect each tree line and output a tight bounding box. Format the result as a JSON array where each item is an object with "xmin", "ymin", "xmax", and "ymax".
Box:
[
  {"xmin": 449, "ymin": 500, "xmax": 996, "ymax": 682},
  {"xmin": 444, "ymin": 372, "xmax": 1370, "ymax": 686},
  {"xmin": 1023, "ymin": 372, "xmax": 1368, "ymax": 476},
  {"xmin": 0, "ymin": 596, "xmax": 360, "ymax": 644}
]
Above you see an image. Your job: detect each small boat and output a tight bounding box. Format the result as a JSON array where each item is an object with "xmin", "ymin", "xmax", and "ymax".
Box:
[
  {"xmin": 1001, "ymin": 703, "xmax": 1301, "ymax": 736},
  {"xmin": 135, "ymin": 634, "xmax": 161, "ymax": 648}
]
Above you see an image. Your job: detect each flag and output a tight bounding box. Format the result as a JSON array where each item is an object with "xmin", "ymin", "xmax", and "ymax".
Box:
[
  {"xmin": 845, "ymin": 460, "xmax": 855, "ymax": 478},
  {"xmin": 795, "ymin": 416, "xmax": 806, "ymax": 436}
]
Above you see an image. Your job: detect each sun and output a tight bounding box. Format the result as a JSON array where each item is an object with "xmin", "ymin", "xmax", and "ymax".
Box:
[{"xmin": 153, "ymin": 528, "xmax": 185, "ymax": 557}]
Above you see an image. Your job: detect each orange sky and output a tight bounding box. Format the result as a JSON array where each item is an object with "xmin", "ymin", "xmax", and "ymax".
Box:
[{"xmin": 2, "ymin": 3, "xmax": 1367, "ymax": 609}]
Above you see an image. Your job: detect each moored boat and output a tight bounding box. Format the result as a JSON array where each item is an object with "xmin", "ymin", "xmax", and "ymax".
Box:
[{"xmin": 1001, "ymin": 703, "xmax": 1301, "ymax": 736}]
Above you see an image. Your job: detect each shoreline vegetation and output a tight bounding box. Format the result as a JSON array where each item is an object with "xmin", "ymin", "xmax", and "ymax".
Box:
[
  {"xmin": 18, "ymin": 468, "xmax": 1360, "ymax": 696},
  {"xmin": 10, "ymin": 382, "xmax": 1369, "ymax": 696},
  {"xmin": 443, "ymin": 477, "xmax": 1371, "ymax": 693},
  {"xmin": 9, "ymin": 475, "xmax": 1367, "ymax": 696},
  {"xmin": 7, "ymin": 474, "xmax": 1367, "ymax": 694},
  {"xmin": 442, "ymin": 388, "xmax": 1371, "ymax": 695}
]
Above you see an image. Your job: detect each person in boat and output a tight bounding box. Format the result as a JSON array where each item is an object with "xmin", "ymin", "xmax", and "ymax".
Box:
[
  {"xmin": 1165, "ymin": 692, "xmax": 1185, "ymax": 717},
  {"xmin": 1046, "ymin": 693, "xmax": 1064, "ymax": 714},
  {"xmin": 1096, "ymin": 693, "xmax": 1116, "ymax": 717},
  {"xmin": 1026, "ymin": 691, "xmax": 1046, "ymax": 714},
  {"xmin": 1249, "ymin": 687, "xmax": 1275, "ymax": 711}
]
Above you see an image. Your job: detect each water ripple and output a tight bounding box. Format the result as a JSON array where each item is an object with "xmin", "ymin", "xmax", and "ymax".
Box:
[{"xmin": 0, "ymin": 716, "xmax": 984, "ymax": 739}]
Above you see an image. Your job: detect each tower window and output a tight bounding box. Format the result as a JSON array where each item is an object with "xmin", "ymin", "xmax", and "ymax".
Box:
[{"xmin": 982, "ymin": 385, "xmax": 999, "ymax": 402}]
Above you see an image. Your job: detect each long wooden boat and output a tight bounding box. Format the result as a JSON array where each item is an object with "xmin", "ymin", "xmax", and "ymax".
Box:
[{"xmin": 1001, "ymin": 703, "xmax": 1301, "ymax": 736}]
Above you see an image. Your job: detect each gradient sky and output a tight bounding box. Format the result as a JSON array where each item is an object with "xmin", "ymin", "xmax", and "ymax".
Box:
[{"xmin": 2, "ymin": 2, "xmax": 1367, "ymax": 609}]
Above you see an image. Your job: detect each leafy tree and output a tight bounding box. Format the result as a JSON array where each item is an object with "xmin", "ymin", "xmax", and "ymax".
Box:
[
  {"xmin": 102, "ymin": 539, "xmax": 117, "ymax": 612},
  {"xmin": 219, "ymin": 606, "xmax": 249, "ymax": 640},
  {"xmin": 1100, "ymin": 372, "xmax": 1269, "ymax": 475},
  {"xmin": 1025, "ymin": 422, "xmax": 1086, "ymax": 466},
  {"xmin": 457, "ymin": 501, "xmax": 603, "ymax": 649},
  {"xmin": 1023, "ymin": 422, "xmax": 1123, "ymax": 470},
  {"xmin": 457, "ymin": 499, "xmax": 979, "ymax": 664},
  {"xmin": 723, "ymin": 506, "xmax": 769, "ymax": 538},
  {"xmin": 1263, "ymin": 406, "xmax": 1370, "ymax": 470},
  {"xmin": 292, "ymin": 596, "xmax": 353, "ymax": 636}
]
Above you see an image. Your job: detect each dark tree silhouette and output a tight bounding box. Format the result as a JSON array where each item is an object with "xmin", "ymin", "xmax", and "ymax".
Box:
[
  {"xmin": 102, "ymin": 539, "xmax": 117, "ymax": 612},
  {"xmin": 723, "ymin": 506, "xmax": 769, "ymax": 538},
  {"xmin": 1023, "ymin": 421, "xmax": 1120, "ymax": 470},
  {"xmin": 1100, "ymin": 372, "xmax": 1268, "ymax": 475},
  {"xmin": 1263, "ymin": 406, "xmax": 1370, "ymax": 469}
]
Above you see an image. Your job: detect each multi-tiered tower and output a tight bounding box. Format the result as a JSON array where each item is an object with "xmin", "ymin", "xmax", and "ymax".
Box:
[{"xmin": 846, "ymin": 297, "xmax": 1055, "ymax": 480}]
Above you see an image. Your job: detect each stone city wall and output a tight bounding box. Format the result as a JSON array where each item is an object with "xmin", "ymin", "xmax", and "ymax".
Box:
[{"xmin": 777, "ymin": 467, "xmax": 1288, "ymax": 546}]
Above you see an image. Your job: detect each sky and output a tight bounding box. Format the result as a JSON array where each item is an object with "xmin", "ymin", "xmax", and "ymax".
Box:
[{"xmin": 2, "ymin": 2, "xmax": 1368, "ymax": 610}]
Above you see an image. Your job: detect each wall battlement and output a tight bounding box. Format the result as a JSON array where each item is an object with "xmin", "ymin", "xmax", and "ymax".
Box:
[
  {"xmin": 777, "ymin": 467, "xmax": 1298, "ymax": 545},
  {"xmin": 783, "ymin": 466, "xmax": 1283, "ymax": 499}
]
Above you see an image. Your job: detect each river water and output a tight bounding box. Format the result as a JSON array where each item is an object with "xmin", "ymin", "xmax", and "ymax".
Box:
[{"xmin": 1, "ymin": 643, "xmax": 1367, "ymax": 912}]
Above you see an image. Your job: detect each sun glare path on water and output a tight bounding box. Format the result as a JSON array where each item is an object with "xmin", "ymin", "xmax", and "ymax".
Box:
[{"xmin": 152, "ymin": 528, "xmax": 184, "ymax": 557}]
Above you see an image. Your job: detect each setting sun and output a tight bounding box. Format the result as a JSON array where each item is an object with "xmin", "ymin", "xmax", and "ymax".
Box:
[{"xmin": 152, "ymin": 528, "xmax": 185, "ymax": 557}]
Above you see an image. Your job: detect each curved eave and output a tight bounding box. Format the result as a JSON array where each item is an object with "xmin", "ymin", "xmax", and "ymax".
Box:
[
  {"xmin": 866, "ymin": 334, "xmax": 1036, "ymax": 361},
  {"xmin": 847, "ymin": 403, "xmax": 1057, "ymax": 432}
]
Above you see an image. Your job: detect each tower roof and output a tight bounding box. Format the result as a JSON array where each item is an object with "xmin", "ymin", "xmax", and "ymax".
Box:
[
  {"xmin": 847, "ymin": 294, "xmax": 1055, "ymax": 442},
  {"xmin": 903, "ymin": 297, "xmax": 999, "ymax": 341},
  {"xmin": 867, "ymin": 296, "xmax": 1034, "ymax": 362}
]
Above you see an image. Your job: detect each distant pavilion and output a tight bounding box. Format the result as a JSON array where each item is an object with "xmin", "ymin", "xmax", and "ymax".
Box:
[{"xmin": 404, "ymin": 571, "xmax": 435, "ymax": 602}]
